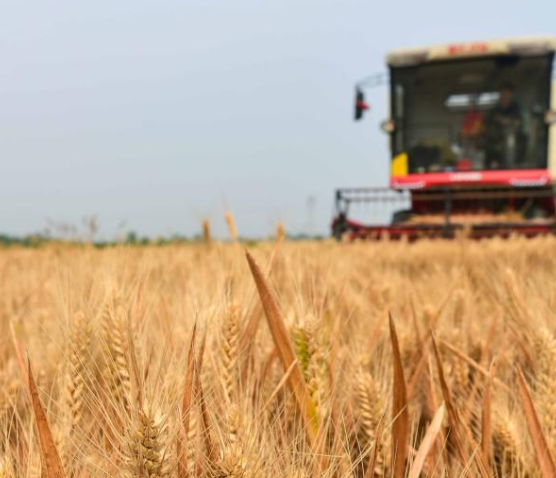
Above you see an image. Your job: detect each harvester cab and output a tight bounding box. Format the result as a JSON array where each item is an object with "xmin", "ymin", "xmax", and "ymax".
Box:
[{"xmin": 333, "ymin": 36, "xmax": 556, "ymax": 240}]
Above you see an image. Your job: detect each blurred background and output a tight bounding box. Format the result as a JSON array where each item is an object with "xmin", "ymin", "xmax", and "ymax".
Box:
[{"xmin": 0, "ymin": 0, "xmax": 554, "ymax": 240}]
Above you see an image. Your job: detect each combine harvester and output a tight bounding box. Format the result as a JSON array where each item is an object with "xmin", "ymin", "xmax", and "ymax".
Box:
[{"xmin": 332, "ymin": 36, "xmax": 556, "ymax": 240}]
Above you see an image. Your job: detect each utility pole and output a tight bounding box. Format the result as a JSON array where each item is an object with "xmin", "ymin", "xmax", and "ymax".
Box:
[{"xmin": 305, "ymin": 195, "xmax": 316, "ymax": 237}]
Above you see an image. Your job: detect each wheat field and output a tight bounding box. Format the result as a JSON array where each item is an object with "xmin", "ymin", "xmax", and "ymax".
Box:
[{"xmin": 0, "ymin": 237, "xmax": 555, "ymax": 477}]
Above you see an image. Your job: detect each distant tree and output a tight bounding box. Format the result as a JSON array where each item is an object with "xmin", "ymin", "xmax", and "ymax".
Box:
[{"xmin": 126, "ymin": 231, "xmax": 138, "ymax": 244}]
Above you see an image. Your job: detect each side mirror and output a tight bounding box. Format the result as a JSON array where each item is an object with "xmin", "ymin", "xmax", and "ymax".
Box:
[
  {"xmin": 380, "ymin": 119, "xmax": 395, "ymax": 134},
  {"xmin": 545, "ymin": 110, "xmax": 556, "ymax": 125},
  {"xmin": 354, "ymin": 88, "xmax": 369, "ymax": 120}
]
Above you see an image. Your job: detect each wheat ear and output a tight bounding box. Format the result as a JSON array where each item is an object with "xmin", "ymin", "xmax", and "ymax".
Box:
[
  {"xmin": 221, "ymin": 304, "xmax": 240, "ymax": 403},
  {"xmin": 59, "ymin": 310, "xmax": 91, "ymax": 468},
  {"xmin": 101, "ymin": 298, "xmax": 131, "ymax": 411},
  {"xmin": 354, "ymin": 365, "xmax": 386, "ymax": 477},
  {"xmin": 127, "ymin": 402, "xmax": 171, "ymax": 477},
  {"xmin": 225, "ymin": 212, "xmax": 239, "ymax": 242},
  {"xmin": 492, "ymin": 414, "xmax": 526, "ymax": 477}
]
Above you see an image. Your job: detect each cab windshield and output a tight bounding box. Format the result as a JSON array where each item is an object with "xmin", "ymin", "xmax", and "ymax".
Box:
[{"xmin": 390, "ymin": 55, "xmax": 553, "ymax": 173}]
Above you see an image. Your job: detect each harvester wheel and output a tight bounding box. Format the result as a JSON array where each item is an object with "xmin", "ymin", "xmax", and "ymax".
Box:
[{"xmin": 332, "ymin": 213, "xmax": 349, "ymax": 241}]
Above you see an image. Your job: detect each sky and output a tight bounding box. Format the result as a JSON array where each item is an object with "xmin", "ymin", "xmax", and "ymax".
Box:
[{"xmin": 1, "ymin": 0, "xmax": 555, "ymax": 239}]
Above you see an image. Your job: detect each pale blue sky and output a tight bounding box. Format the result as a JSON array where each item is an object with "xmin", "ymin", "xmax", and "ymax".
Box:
[{"xmin": 1, "ymin": 0, "xmax": 555, "ymax": 238}]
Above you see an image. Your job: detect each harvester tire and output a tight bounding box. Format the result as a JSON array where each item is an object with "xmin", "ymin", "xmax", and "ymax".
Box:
[{"xmin": 332, "ymin": 213, "xmax": 349, "ymax": 241}]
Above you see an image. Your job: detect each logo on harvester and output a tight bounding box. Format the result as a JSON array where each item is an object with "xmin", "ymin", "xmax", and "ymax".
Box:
[
  {"xmin": 509, "ymin": 178, "xmax": 548, "ymax": 187},
  {"xmin": 448, "ymin": 43, "xmax": 489, "ymax": 55},
  {"xmin": 449, "ymin": 172, "xmax": 482, "ymax": 182}
]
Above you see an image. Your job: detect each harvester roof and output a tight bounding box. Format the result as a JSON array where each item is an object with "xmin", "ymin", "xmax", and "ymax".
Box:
[{"xmin": 387, "ymin": 36, "xmax": 556, "ymax": 67}]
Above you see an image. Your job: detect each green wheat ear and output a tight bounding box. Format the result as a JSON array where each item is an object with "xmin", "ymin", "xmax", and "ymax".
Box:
[{"xmin": 291, "ymin": 325, "xmax": 311, "ymax": 382}]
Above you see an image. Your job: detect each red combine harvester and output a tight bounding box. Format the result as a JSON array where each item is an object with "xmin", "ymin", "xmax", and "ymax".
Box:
[{"xmin": 332, "ymin": 36, "xmax": 556, "ymax": 240}]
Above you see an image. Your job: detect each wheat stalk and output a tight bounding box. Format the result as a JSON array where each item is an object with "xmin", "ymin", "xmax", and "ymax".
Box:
[
  {"xmin": 533, "ymin": 328, "xmax": 556, "ymax": 448},
  {"xmin": 202, "ymin": 219, "xmax": 212, "ymax": 245},
  {"xmin": 0, "ymin": 457, "xmax": 14, "ymax": 478},
  {"xmin": 276, "ymin": 222, "xmax": 286, "ymax": 242},
  {"xmin": 0, "ymin": 380, "xmax": 18, "ymax": 425},
  {"xmin": 225, "ymin": 212, "xmax": 239, "ymax": 243}
]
